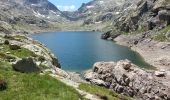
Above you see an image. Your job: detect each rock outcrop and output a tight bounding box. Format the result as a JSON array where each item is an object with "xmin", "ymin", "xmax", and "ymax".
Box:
[
  {"xmin": 101, "ymin": 30, "xmax": 112, "ymax": 39},
  {"xmin": 84, "ymin": 60, "xmax": 170, "ymax": 99},
  {"xmin": 101, "ymin": 30, "xmax": 120, "ymax": 40}
]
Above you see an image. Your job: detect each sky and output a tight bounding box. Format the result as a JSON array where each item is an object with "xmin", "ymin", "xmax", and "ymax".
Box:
[{"xmin": 49, "ymin": 0, "xmax": 92, "ymax": 11}]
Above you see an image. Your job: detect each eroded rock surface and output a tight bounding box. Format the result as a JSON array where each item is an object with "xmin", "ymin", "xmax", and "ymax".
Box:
[{"xmin": 84, "ymin": 60, "xmax": 170, "ymax": 99}]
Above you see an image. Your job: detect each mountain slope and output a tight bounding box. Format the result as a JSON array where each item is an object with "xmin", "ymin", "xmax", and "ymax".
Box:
[
  {"xmin": 68, "ymin": 0, "xmax": 125, "ymax": 22},
  {"xmin": 64, "ymin": 0, "xmax": 143, "ymax": 31},
  {"xmin": 114, "ymin": 0, "xmax": 170, "ymax": 41},
  {"xmin": 0, "ymin": 0, "xmax": 69, "ymax": 34}
]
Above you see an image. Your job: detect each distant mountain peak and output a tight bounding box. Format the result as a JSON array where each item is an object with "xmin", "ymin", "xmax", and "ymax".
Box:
[{"xmin": 24, "ymin": 0, "xmax": 59, "ymax": 12}]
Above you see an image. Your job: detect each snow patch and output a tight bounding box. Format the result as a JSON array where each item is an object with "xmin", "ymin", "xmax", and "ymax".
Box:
[
  {"xmin": 115, "ymin": 12, "xmax": 120, "ymax": 14},
  {"xmin": 86, "ymin": 6, "xmax": 94, "ymax": 9},
  {"xmin": 33, "ymin": 10, "xmax": 45, "ymax": 18},
  {"xmin": 50, "ymin": 10, "xmax": 57, "ymax": 14},
  {"xmin": 95, "ymin": 21, "xmax": 102, "ymax": 24},
  {"xmin": 99, "ymin": 1, "xmax": 104, "ymax": 4}
]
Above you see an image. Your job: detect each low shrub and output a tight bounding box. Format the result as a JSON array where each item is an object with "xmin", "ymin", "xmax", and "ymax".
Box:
[
  {"xmin": 4, "ymin": 40, "xmax": 9, "ymax": 45},
  {"xmin": 9, "ymin": 45, "xmax": 21, "ymax": 50}
]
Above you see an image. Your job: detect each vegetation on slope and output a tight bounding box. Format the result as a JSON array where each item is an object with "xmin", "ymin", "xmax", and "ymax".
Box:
[
  {"xmin": 0, "ymin": 62, "xmax": 82, "ymax": 100},
  {"xmin": 154, "ymin": 25, "xmax": 170, "ymax": 42},
  {"xmin": 0, "ymin": 45, "xmax": 36, "ymax": 58},
  {"xmin": 0, "ymin": 35, "xmax": 83, "ymax": 100},
  {"xmin": 79, "ymin": 83, "xmax": 132, "ymax": 100}
]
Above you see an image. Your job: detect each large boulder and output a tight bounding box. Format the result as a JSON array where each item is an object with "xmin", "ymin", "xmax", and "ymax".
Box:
[
  {"xmin": 12, "ymin": 58, "xmax": 40, "ymax": 73},
  {"xmin": 84, "ymin": 60, "xmax": 170, "ymax": 99}
]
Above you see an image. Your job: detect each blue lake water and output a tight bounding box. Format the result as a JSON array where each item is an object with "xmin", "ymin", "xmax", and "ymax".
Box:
[{"xmin": 32, "ymin": 31, "xmax": 152, "ymax": 72}]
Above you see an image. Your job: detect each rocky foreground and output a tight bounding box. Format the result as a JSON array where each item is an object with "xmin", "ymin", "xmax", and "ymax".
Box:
[{"xmin": 84, "ymin": 60, "xmax": 170, "ymax": 100}]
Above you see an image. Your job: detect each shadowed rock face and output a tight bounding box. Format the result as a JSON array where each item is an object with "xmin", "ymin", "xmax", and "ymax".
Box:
[
  {"xmin": 52, "ymin": 57, "xmax": 61, "ymax": 68},
  {"xmin": 12, "ymin": 58, "xmax": 40, "ymax": 73},
  {"xmin": 84, "ymin": 60, "xmax": 170, "ymax": 99}
]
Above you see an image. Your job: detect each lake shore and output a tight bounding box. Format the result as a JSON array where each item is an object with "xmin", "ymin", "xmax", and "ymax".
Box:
[{"xmin": 114, "ymin": 34, "xmax": 170, "ymax": 71}]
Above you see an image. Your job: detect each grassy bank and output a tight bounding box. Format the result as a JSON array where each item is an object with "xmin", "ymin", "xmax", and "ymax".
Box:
[{"xmin": 0, "ymin": 63, "xmax": 82, "ymax": 100}]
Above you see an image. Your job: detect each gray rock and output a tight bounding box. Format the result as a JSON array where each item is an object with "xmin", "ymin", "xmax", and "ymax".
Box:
[
  {"xmin": 115, "ymin": 84, "xmax": 124, "ymax": 93},
  {"xmin": 158, "ymin": 10, "xmax": 170, "ymax": 25},
  {"xmin": 54, "ymin": 67, "xmax": 70, "ymax": 79},
  {"xmin": 155, "ymin": 71, "xmax": 165, "ymax": 77},
  {"xmin": 122, "ymin": 60, "xmax": 132, "ymax": 70},
  {"xmin": 90, "ymin": 79, "xmax": 107, "ymax": 87},
  {"xmin": 84, "ymin": 71, "xmax": 98, "ymax": 81},
  {"xmin": 12, "ymin": 58, "xmax": 40, "ymax": 73}
]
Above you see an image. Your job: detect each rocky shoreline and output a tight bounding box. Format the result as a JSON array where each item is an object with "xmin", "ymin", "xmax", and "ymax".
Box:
[{"xmin": 114, "ymin": 34, "xmax": 170, "ymax": 71}]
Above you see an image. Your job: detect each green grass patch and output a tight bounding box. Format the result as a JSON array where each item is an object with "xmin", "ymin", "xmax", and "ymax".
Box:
[
  {"xmin": 13, "ymin": 35, "xmax": 28, "ymax": 41},
  {"xmin": 0, "ymin": 57, "xmax": 83, "ymax": 100},
  {"xmin": 0, "ymin": 52, "xmax": 16, "ymax": 62},
  {"xmin": 154, "ymin": 33, "xmax": 167, "ymax": 42},
  {"xmin": 0, "ymin": 61, "xmax": 12, "ymax": 71},
  {"xmin": 0, "ymin": 70, "xmax": 82, "ymax": 100},
  {"xmin": 122, "ymin": 31, "xmax": 130, "ymax": 35},
  {"xmin": 79, "ymin": 83, "xmax": 132, "ymax": 100},
  {"xmin": 136, "ymin": 25, "xmax": 145, "ymax": 33},
  {"xmin": 159, "ymin": 25, "xmax": 170, "ymax": 34},
  {"xmin": 154, "ymin": 25, "xmax": 170, "ymax": 41},
  {"xmin": 14, "ymin": 35, "xmax": 27, "ymax": 40},
  {"xmin": 0, "ymin": 45, "xmax": 36, "ymax": 58}
]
